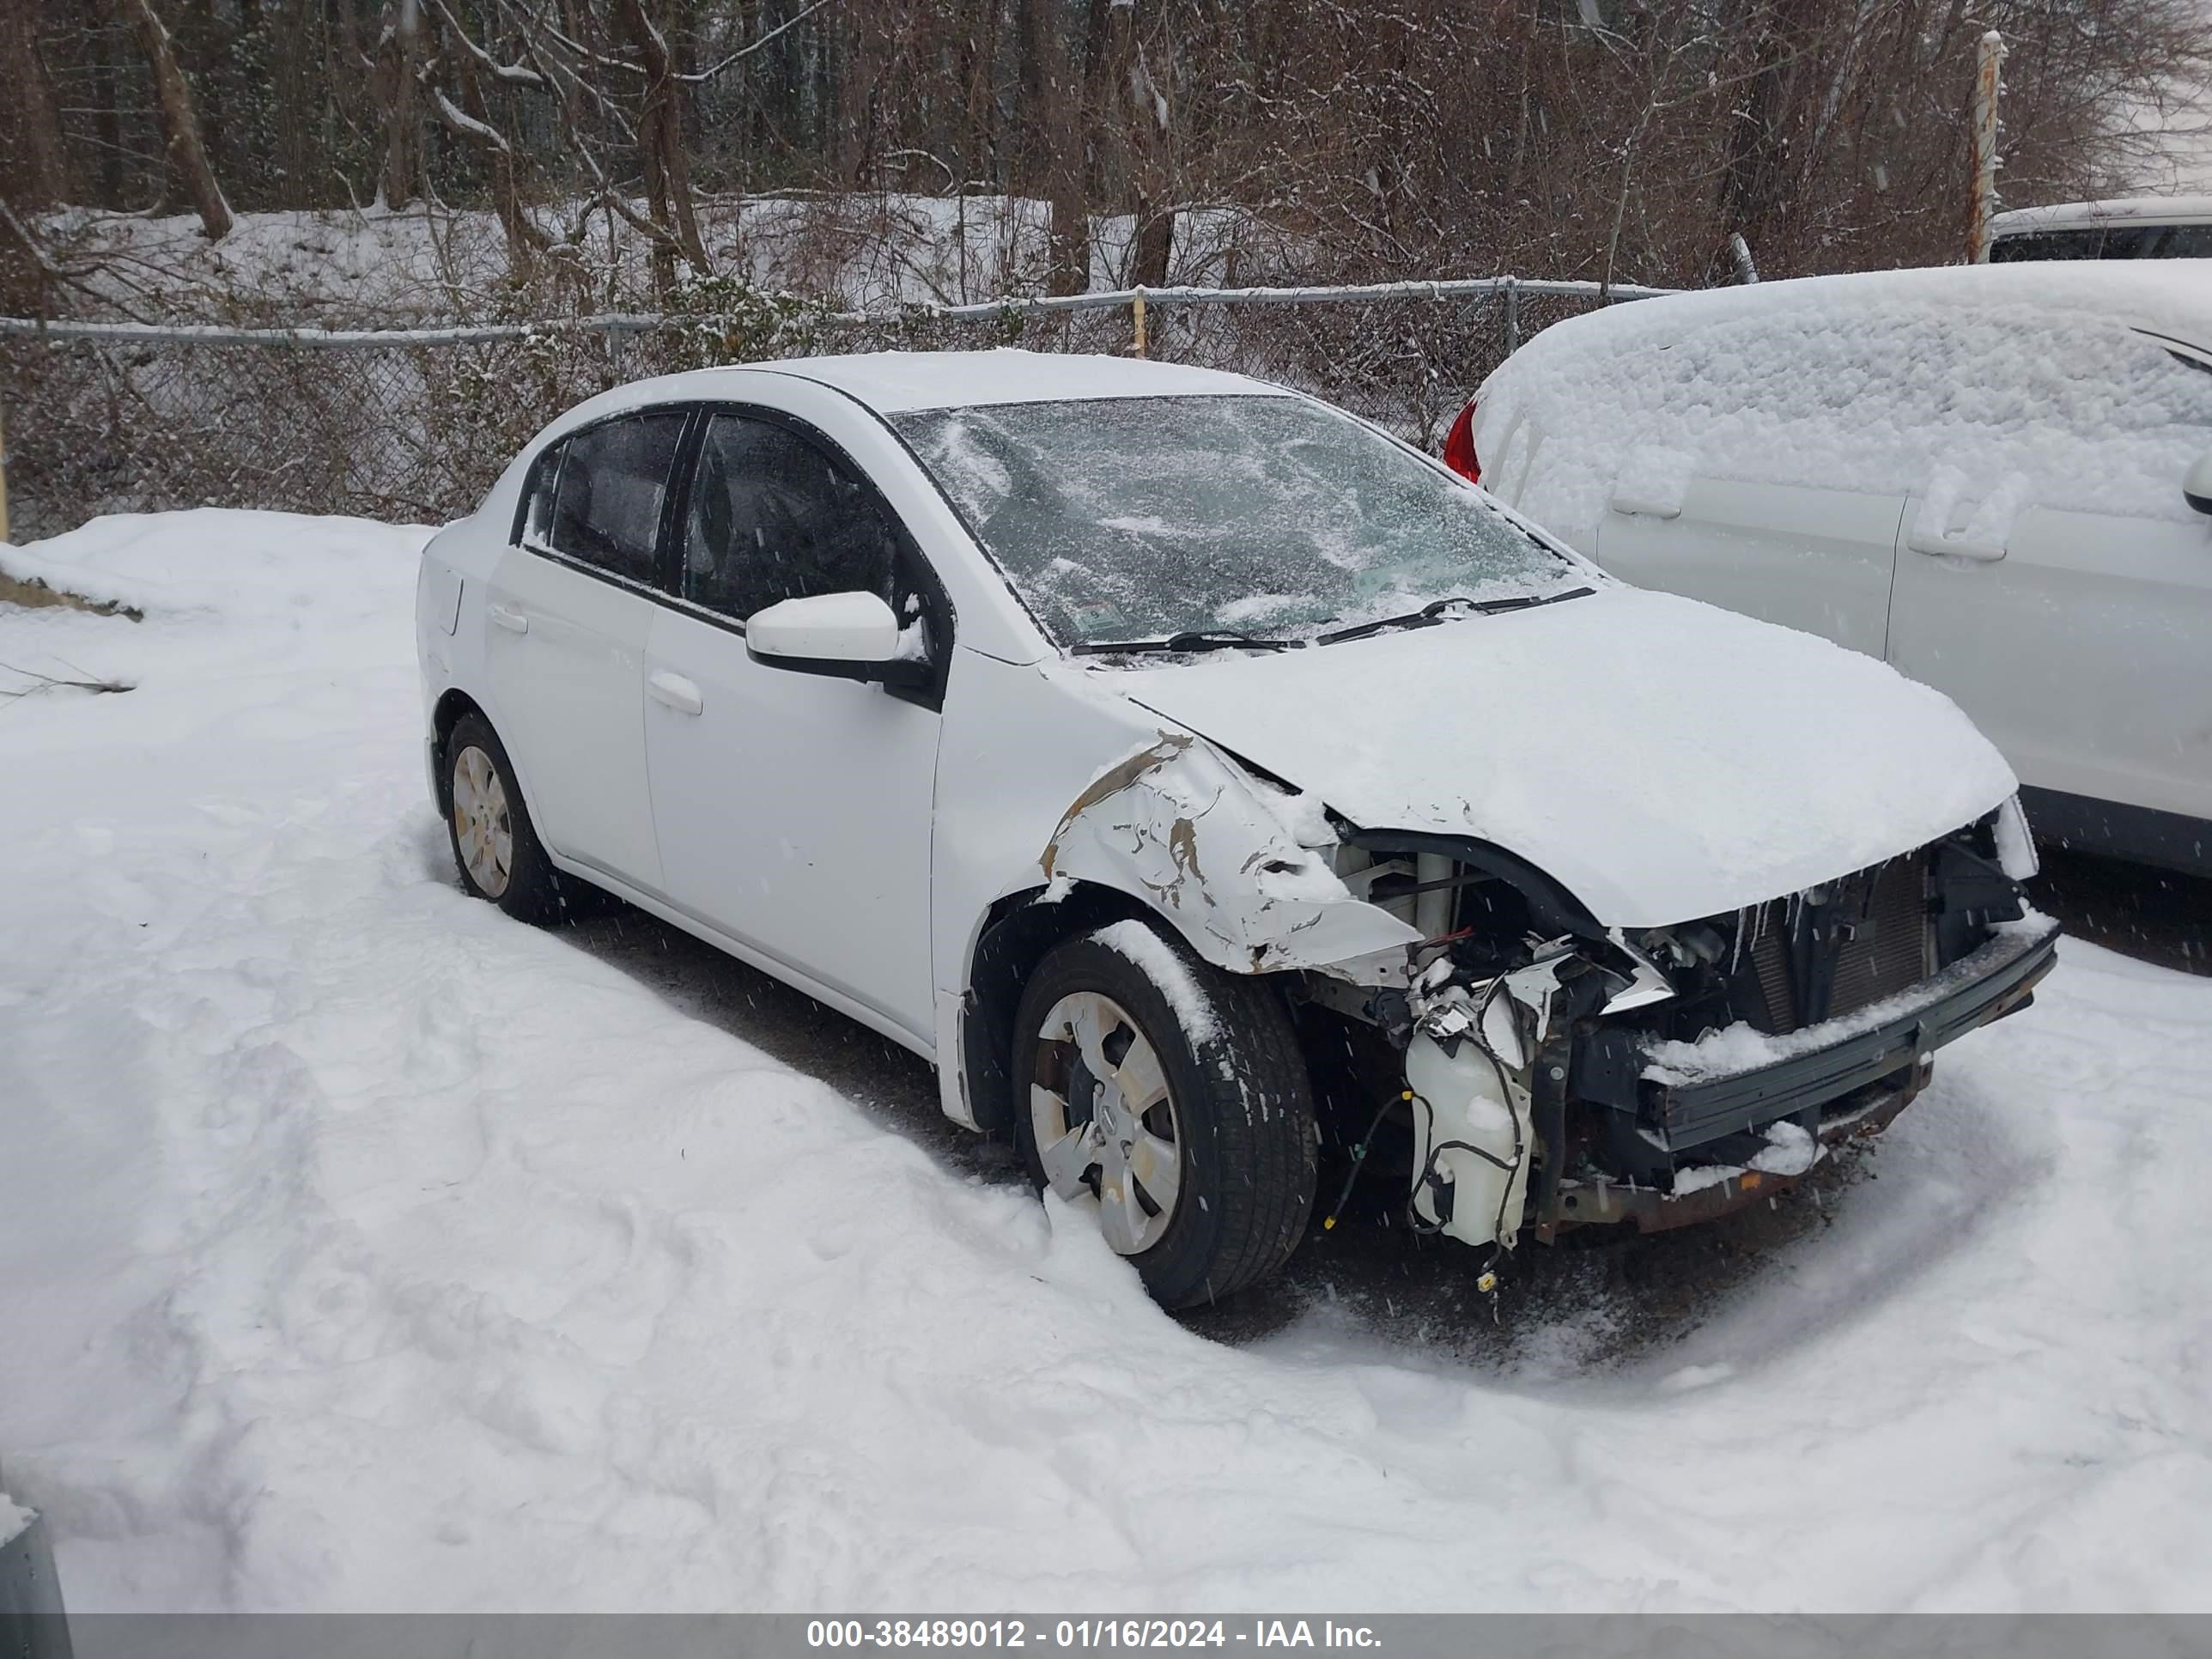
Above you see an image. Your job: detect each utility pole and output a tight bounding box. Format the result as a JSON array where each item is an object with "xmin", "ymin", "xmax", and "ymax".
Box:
[{"xmin": 1968, "ymin": 30, "xmax": 2006, "ymax": 264}]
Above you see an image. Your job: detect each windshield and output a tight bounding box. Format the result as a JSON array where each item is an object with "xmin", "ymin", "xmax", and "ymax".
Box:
[{"xmin": 890, "ymin": 395, "xmax": 1580, "ymax": 648}]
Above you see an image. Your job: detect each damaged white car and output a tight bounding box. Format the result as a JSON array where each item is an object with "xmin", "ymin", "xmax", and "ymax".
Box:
[{"xmin": 416, "ymin": 350, "xmax": 2058, "ymax": 1308}]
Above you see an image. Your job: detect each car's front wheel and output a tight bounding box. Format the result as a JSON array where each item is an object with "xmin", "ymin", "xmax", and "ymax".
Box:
[{"xmin": 1012, "ymin": 922, "xmax": 1317, "ymax": 1308}]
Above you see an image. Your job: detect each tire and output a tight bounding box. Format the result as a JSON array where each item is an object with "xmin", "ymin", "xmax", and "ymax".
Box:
[
  {"xmin": 442, "ymin": 712, "xmax": 574, "ymax": 924},
  {"xmin": 1012, "ymin": 921, "xmax": 1317, "ymax": 1309}
]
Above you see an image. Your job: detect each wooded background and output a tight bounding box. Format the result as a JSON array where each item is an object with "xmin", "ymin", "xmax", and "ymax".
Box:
[{"xmin": 3, "ymin": 0, "xmax": 2209, "ymax": 308}]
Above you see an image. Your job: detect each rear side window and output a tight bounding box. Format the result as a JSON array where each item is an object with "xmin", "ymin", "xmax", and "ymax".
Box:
[
  {"xmin": 1992, "ymin": 224, "xmax": 2212, "ymax": 261},
  {"xmin": 518, "ymin": 441, "xmax": 562, "ymax": 546},
  {"xmin": 679, "ymin": 413, "xmax": 902, "ymax": 622},
  {"xmin": 532, "ymin": 412, "xmax": 688, "ymax": 586}
]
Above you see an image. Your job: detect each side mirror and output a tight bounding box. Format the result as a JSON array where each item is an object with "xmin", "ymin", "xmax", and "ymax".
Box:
[
  {"xmin": 2188, "ymin": 452, "xmax": 2212, "ymax": 517},
  {"xmin": 744, "ymin": 590, "xmax": 923, "ymax": 685}
]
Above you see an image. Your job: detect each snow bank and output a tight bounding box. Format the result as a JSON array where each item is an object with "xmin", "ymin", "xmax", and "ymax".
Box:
[
  {"xmin": 1479, "ymin": 261, "xmax": 2212, "ymax": 550},
  {"xmin": 35, "ymin": 198, "xmax": 1271, "ymax": 322},
  {"xmin": 3, "ymin": 512, "xmax": 2212, "ymax": 1613},
  {"xmin": 0, "ymin": 508, "xmax": 432, "ymax": 619}
]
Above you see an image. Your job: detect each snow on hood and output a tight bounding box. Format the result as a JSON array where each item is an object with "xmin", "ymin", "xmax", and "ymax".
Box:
[{"xmin": 1113, "ymin": 585, "xmax": 2018, "ymax": 930}]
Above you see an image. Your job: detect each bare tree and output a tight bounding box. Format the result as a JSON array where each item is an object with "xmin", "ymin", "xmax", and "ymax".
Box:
[
  {"xmin": 616, "ymin": 0, "xmax": 711, "ymax": 289},
  {"xmin": 0, "ymin": 0, "xmax": 72, "ymax": 212},
  {"xmin": 0, "ymin": 0, "xmax": 74, "ymax": 312},
  {"xmin": 1104, "ymin": 0, "xmax": 1173, "ymax": 288},
  {"xmin": 15, "ymin": 0, "xmax": 2212, "ymax": 307},
  {"xmin": 1014, "ymin": 0, "xmax": 1090, "ymax": 295},
  {"xmin": 424, "ymin": 1, "xmax": 550, "ymax": 271},
  {"xmin": 374, "ymin": 0, "xmax": 428, "ymax": 208},
  {"xmin": 109, "ymin": 0, "xmax": 232, "ymax": 239}
]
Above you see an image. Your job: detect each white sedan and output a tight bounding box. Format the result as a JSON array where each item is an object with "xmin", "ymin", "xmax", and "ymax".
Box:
[{"xmin": 417, "ymin": 350, "xmax": 2057, "ymax": 1307}]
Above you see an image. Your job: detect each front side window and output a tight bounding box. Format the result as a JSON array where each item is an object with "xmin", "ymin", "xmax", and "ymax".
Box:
[
  {"xmin": 890, "ymin": 395, "xmax": 1576, "ymax": 647},
  {"xmin": 679, "ymin": 412, "xmax": 902, "ymax": 622},
  {"xmin": 535, "ymin": 411, "xmax": 688, "ymax": 586}
]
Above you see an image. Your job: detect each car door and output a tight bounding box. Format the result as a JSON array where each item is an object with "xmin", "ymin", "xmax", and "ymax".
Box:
[
  {"xmin": 1885, "ymin": 330, "xmax": 2212, "ymax": 835},
  {"xmin": 482, "ymin": 409, "xmax": 690, "ymax": 890},
  {"xmin": 641, "ymin": 407, "xmax": 947, "ymax": 1044},
  {"xmin": 1886, "ymin": 495, "xmax": 2212, "ymax": 827},
  {"xmin": 1597, "ymin": 471, "xmax": 1906, "ymax": 659}
]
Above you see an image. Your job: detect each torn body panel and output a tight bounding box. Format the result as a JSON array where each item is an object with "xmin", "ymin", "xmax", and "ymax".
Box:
[
  {"xmin": 927, "ymin": 651, "xmax": 1422, "ymax": 1134},
  {"xmin": 1035, "ymin": 730, "xmax": 1424, "ymax": 977}
]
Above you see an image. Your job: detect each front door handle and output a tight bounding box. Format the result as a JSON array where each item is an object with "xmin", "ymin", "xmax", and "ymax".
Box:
[
  {"xmin": 1608, "ymin": 489, "xmax": 1681, "ymax": 520},
  {"xmin": 487, "ymin": 603, "xmax": 529, "ymax": 634},
  {"xmin": 1905, "ymin": 525, "xmax": 2006, "ymax": 562},
  {"xmin": 647, "ymin": 671, "xmax": 704, "ymax": 716}
]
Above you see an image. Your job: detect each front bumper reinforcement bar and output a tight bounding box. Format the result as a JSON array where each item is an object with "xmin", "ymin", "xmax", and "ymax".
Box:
[
  {"xmin": 1540, "ymin": 916, "xmax": 2060, "ymax": 1236},
  {"xmin": 1647, "ymin": 916, "xmax": 2060, "ymax": 1151}
]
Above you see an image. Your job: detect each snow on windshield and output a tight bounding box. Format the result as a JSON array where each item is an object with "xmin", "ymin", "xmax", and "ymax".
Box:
[
  {"xmin": 1480, "ymin": 268, "xmax": 2212, "ymax": 552},
  {"xmin": 893, "ymin": 395, "xmax": 1577, "ymax": 647}
]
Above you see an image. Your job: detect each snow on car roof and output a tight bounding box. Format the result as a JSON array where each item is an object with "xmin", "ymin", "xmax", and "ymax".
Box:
[
  {"xmin": 1474, "ymin": 260, "xmax": 2212, "ymax": 551},
  {"xmin": 768, "ymin": 349, "xmax": 1291, "ymax": 412},
  {"xmin": 1515, "ymin": 259, "xmax": 2212, "ymax": 355},
  {"xmin": 1990, "ymin": 195, "xmax": 2212, "ymax": 234},
  {"xmin": 519, "ymin": 349, "xmax": 1296, "ymax": 457}
]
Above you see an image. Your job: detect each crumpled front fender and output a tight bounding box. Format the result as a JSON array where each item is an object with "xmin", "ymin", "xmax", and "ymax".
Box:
[{"xmin": 1037, "ymin": 732, "xmax": 1422, "ymax": 978}]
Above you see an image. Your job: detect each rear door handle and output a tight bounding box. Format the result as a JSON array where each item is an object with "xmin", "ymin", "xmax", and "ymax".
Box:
[
  {"xmin": 487, "ymin": 603, "xmax": 529, "ymax": 633},
  {"xmin": 647, "ymin": 671, "xmax": 703, "ymax": 716}
]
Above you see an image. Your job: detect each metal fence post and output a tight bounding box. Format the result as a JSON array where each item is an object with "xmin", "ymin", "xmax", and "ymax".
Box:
[
  {"xmin": 1504, "ymin": 277, "xmax": 1520, "ymax": 356},
  {"xmin": 1969, "ymin": 30, "xmax": 2007, "ymax": 264},
  {"xmin": 1131, "ymin": 289, "xmax": 1147, "ymax": 358},
  {"xmin": 0, "ymin": 399, "xmax": 10, "ymax": 544}
]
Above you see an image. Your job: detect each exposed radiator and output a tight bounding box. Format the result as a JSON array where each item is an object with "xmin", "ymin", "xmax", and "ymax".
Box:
[{"xmin": 1741, "ymin": 852, "xmax": 1932, "ymax": 1033}]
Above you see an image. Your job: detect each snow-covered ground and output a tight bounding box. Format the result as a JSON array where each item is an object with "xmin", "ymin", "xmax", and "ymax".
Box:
[{"xmin": 3, "ymin": 510, "xmax": 2211, "ymax": 1613}]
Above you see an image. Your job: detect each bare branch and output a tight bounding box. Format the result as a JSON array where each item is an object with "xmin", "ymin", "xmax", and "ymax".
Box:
[{"xmin": 679, "ymin": 0, "xmax": 840, "ymax": 85}]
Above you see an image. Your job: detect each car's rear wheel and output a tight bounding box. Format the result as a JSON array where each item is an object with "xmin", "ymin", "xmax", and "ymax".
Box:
[
  {"xmin": 1012, "ymin": 923, "xmax": 1316, "ymax": 1309},
  {"xmin": 444, "ymin": 713, "xmax": 569, "ymax": 923}
]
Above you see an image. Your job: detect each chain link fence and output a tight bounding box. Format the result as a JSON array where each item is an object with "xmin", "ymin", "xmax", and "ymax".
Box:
[{"xmin": 0, "ymin": 277, "xmax": 1670, "ymax": 543}]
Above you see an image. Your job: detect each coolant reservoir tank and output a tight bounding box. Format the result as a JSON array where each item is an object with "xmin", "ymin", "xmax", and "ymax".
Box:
[{"xmin": 1405, "ymin": 1030, "xmax": 1534, "ymax": 1249}]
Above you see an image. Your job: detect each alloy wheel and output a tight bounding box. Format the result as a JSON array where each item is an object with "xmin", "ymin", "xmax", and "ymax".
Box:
[
  {"xmin": 1029, "ymin": 991, "xmax": 1185, "ymax": 1254},
  {"xmin": 452, "ymin": 744, "xmax": 514, "ymax": 898}
]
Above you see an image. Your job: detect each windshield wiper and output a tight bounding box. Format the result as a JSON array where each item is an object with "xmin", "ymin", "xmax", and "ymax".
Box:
[
  {"xmin": 1071, "ymin": 629, "xmax": 1304, "ymax": 656},
  {"xmin": 1316, "ymin": 586, "xmax": 1595, "ymax": 646}
]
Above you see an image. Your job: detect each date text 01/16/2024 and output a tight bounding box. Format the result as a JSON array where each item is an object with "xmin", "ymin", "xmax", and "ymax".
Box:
[{"xmin": 805, "ymin": 1622, "xmax": 1383, "ymax": 1650}]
